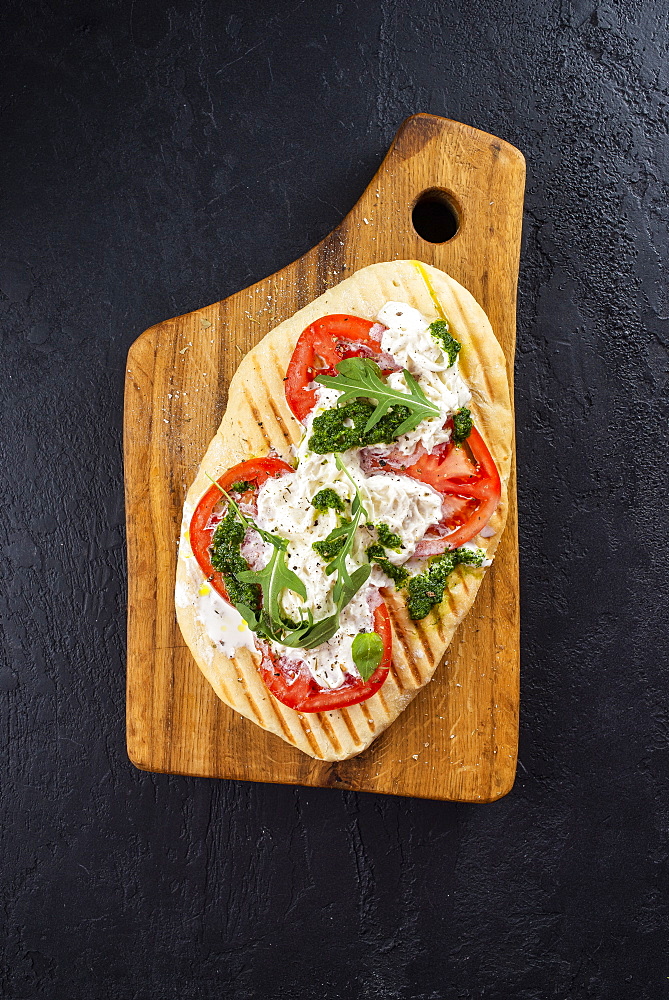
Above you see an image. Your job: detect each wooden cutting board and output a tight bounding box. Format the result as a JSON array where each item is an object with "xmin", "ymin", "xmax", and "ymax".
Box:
[{"xmin": 124, "ymin": 114, "xmax": 525, "ymax": 802}]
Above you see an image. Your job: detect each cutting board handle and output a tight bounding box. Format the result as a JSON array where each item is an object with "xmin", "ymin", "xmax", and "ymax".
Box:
[{"xmin": 321, "ymin": 114, "xmax": 525, "ymax": 338}]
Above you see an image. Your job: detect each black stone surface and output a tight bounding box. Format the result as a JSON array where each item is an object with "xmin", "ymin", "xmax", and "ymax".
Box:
[{"xmin": 1, "ymin": 2, "xmax": 668, "ymax": 998}]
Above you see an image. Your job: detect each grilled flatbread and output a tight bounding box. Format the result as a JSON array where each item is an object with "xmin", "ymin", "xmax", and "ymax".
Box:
[{"xmin": 176, "ymin": 260, "xmax": 512, "ymax": 761}]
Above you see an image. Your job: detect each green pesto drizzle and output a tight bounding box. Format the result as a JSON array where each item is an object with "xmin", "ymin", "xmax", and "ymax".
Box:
[
  {"xmin": 406, "ymin": 547, "xmax": 485, "ymax": 620},
  {"xmin": 428, "ymin": 319, "xmax": 461, "ymax": 366},
  {"xmin": 311, "ymin": 488, "xmax": 345, "ymax": 513},
  {"xmin": 308, "ymin": 399, "xmax": 412, "ymax": 454},
  {"xmin": 210, "ymin": 509, "xmax": 261, "ymax": 612},
  {"xmin": 452, "ymin": 406, "xmax": 473, "ymax": 445}
]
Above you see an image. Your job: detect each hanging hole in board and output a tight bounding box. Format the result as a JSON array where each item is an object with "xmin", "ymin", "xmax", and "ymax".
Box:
[{"xmin": 412, "ymin": 189, "xmax": 459, "ymax": 244}]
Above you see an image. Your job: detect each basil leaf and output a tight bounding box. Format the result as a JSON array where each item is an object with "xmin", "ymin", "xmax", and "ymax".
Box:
[{"xmin": 351, "ymin": 631, "xmax": 384, "ymax": 681}]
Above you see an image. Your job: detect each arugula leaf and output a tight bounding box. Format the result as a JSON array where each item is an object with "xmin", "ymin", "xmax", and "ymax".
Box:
[
  {"xmin": 279, "ymin": 611, "xmax": 342, "ymax": 650},
  {"xmin": 273, "ymin": 571, "xmax": 371, "ymax": 650},
  {"xmin": 312, "ymin": 520, "xmax": 351, "ymax": 560},
  {"xmin": 234, "ymin": 601, "xmax": 262, "ymax": 631},
  {"xmin": 336, "ymin": 562, "xmax": 372, "ymax": 608},
  {"xmin": 206, "ymin": 475, "xmax": 278, "ymax": 548},
  {"xmin": 316, "ymin": 358, "xmax": 440, "ymax": 438},
  {"xmin": 237, "ymin": 545, "xmax": 306, "ymax": 628},
  {"xmin": 324, "ymin": 457, "xmax": 371, "ymax": 606},
  {"xmin": 351, "ymin": 632, "xmax": 384, "ymax": 681},
  {"xmin": 305, "ymin": 459, "xmax": 373, "ymax": 639}
]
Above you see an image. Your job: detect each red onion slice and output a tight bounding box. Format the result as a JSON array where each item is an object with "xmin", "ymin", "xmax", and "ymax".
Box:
[
  {"xmin": 414, "ymin": 536, "xmax": 451, "ymax": 558},
  {"xmin": 359, "ymin": 442, "xmax": 428, "ymax": 474},
  {"xmin": 241, "ymin": 531, "xmax": 270, "ymax": 570}
]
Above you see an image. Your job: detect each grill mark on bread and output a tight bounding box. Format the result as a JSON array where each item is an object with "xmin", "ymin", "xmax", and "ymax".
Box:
[
  {"xmin": 387, "ymin": 658, "xmax": 406, "ymax": 691},
  {"xmin": 226, "ymin": 651, "xmax": 298, "ymax": 746},
  {"xmin": 233, "ymin": 661, "xmax": 293, "ymax": 742},
  {"xmin": 295, "ymin": 716, "xmax": 324, "ymax": 757},
  {"xmin": 425, "ymin": 597, "xmax": 456, "ymax": 649},
  {"xmin": 251, "ymin": 372, "xmax": 295, "ymax": 451},
  {"xmin": 233, "ymin": 666, "xmax": 277, "ymax": 735},
  {"xmin": 388, "ymin": 607, "xmax": 423, "ymax": 687},
  {"xmin": 316, "ymin": 712, "xmax": 344, "ymax": 755},
  {"xmin": 446, "ymin": 589, "xmax": 460, "ymax": 619},
  {"xmin": 429, "ymin": 614, "xmax": 448, "ymax": 644},
  {"xmin": 375, "ymin": 686, "xmax": 390, "ymax": 715},
  {"xmin": 382, "ymin": 673, "xmax": 406, "ymax": 710},
  {"xmin": 266, "ymin": 345, "xmax": 302, "ymax": 443},
  {"xmin": 339, "ymin": 708, "xmax": 364, "ymax": 748},
  {"xmin": 241, "ymin": 394, "xmax": 271, "ymax": 451},
  {"xmin": 381, "ymin": 596, "xmax": 408, "ymax": 691},
  {"xmin": 408, "ymin": 620, "xmax": 434, "ymax": 667},
  {"xmin": 210, "ymin": 664, "xmax": 236, "ymax": 706},
  {"xmin": 300, "ymin": 713, "xmax": 330, "ymax": 756},
  {"xmin": 345, "ymin": 703, "xmax": 376, "ymax": 741},
  {"xmin": 359, "ymin": 702, "xmax": 376, "ymax": 732},
  {"xmin": 241, "ymin": 389, "xmax": 287, "ymax": 455},
  {"xmin": 240, "ymin": 659, "xmax": 313, "ymax": 748},
  {"xmin": 263, "ymin": 698, "xmax": 303, "ymax": 745}
]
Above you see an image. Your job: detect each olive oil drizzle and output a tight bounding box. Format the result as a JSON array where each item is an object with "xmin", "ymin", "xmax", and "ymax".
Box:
[{"xmin": 411, "ymin": 260, "xmax": 447, "ymax": 320}]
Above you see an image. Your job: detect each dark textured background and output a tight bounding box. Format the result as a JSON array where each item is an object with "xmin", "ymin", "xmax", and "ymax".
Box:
[{"xmin": 1, "ymin": 1, "xmax": 668, "ymax": 998}]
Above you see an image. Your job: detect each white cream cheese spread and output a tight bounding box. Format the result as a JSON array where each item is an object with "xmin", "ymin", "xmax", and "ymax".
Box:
[{"xmin": 176, "ymin": 526, "xmax": 258, "ymax": 659}]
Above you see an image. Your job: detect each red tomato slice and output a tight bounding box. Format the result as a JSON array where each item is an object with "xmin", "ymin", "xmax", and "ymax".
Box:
[
  {"xmin": 405, "ymin": 427, "xmax": 501, "ymax": 551},
  {"xmin": 285, "ymin": 314, "xmax": 384, "ymax": 422},
  {"xmin": 189, "ymin": 456, "xmax": 294, "ymax": 600},
  {"xmin": 257, "ymin": 601, "xmax": 393, "ymax": 712}
]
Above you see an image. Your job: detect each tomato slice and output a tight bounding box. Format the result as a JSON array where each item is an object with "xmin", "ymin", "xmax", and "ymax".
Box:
[
  {"xmin": 285, "ymin": 314, "xmax": 384, "ymax": 422},
  {"xmin": 257, "ymin": 601, "xmax": 393, "ymax": 712},
  {"xmin": 405, "ymin": 427, "xmax": 501, "ymax": 551},
  {"xmin": 189, "ymin": 456, "xmax": 294, "ymax": 600}
]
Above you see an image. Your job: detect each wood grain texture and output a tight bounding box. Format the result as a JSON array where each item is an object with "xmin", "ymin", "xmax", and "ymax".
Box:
[{"xmin": 124, "ymin": 114, "xmax": 525, "ymax": 802}]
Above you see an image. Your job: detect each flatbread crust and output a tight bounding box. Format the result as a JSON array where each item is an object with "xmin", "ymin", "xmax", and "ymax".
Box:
[{"xmin": 176, "ymin": 260, "xmax": 512, "ymax": 761}]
